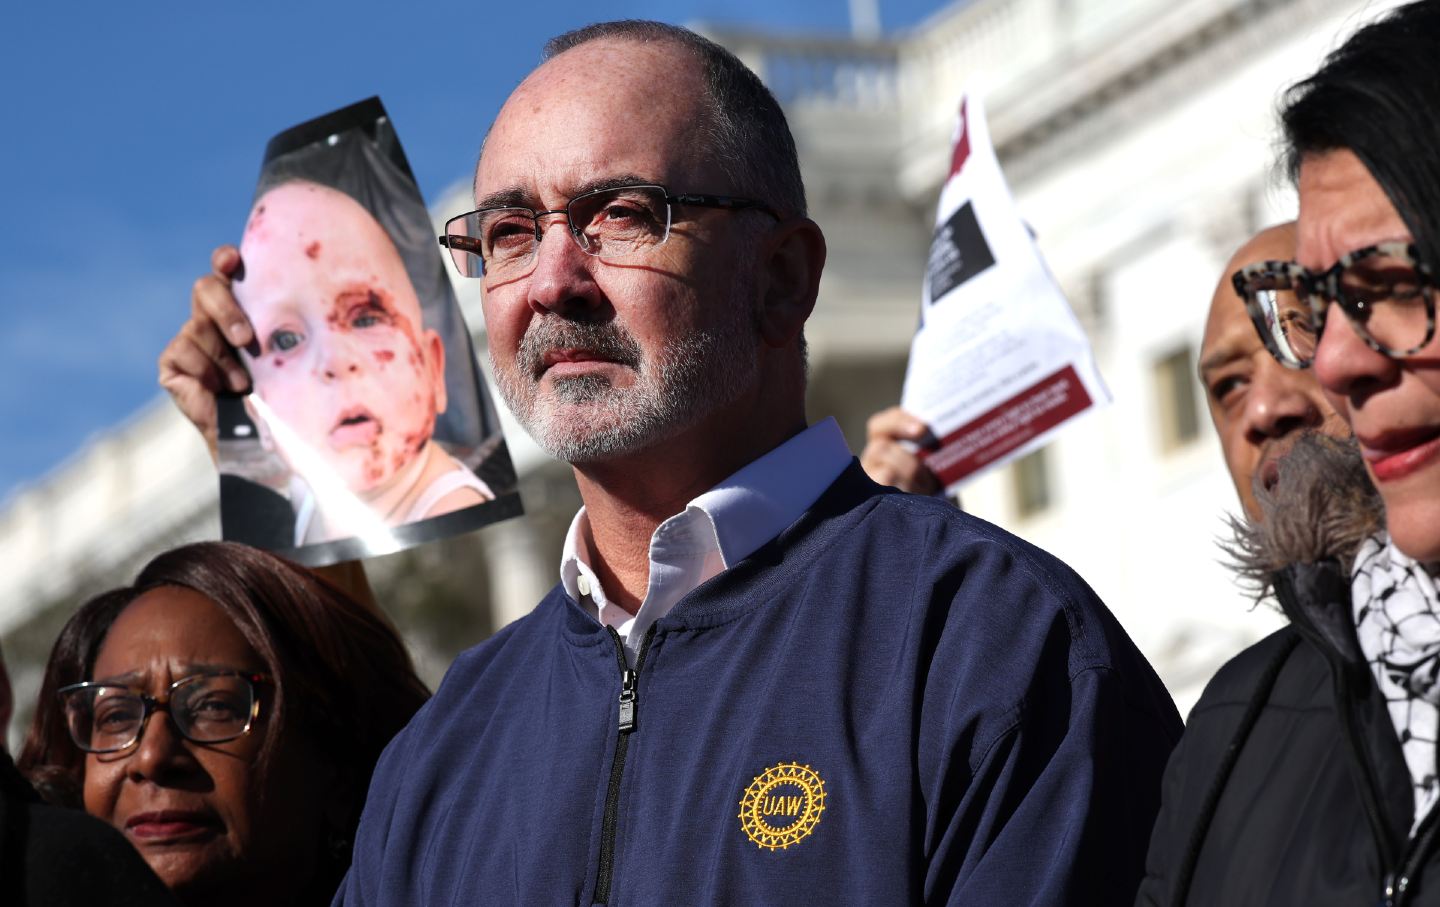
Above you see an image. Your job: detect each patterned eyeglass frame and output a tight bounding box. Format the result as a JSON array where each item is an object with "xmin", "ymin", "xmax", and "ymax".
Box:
[
  {"xmin": 437, "ymin": 184, "xmax": 782, "ymax": 278},
  {"xmin": 1231, "ymin": 241, "xmax": 1437, "ymax": 370},
  {"xmin": 58, "ymin": 670, "xmax": 272, "ymax": 754}
]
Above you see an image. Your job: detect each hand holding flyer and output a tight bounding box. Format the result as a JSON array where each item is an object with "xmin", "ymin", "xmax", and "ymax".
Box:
[{"xmin": 901, "ymin": 92, "xmax": 1110, "ymax": 490}]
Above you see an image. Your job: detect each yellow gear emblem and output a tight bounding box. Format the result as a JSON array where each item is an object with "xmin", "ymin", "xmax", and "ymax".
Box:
[{"xmin": 737, "ymin": 762, "xmax": 827, "ymax": 851}]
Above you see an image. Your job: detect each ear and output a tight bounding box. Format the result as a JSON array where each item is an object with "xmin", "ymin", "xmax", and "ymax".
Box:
[
  {"xmin": 424, "ymin": 329, "xmax": 448, "ymax": 415},
  {"xmin": 757, "ymin": 217, "xmax": 826, "ymax": 349}
]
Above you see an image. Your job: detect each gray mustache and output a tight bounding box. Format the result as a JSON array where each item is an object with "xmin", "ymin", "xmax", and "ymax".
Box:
[{"xmin": 518, "ymin": 319, "xmax": 644, "ymax": 377}]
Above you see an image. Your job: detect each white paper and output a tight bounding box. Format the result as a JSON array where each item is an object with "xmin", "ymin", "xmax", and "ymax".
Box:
[{"xmin": 900, "ymin": 92, "xmax": 1110, "ymax": 490}]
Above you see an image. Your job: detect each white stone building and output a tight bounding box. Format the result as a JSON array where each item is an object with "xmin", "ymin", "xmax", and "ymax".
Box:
[{"xmin": 0, "ymin": 0, "xmax": 1396, "ymax": 747}]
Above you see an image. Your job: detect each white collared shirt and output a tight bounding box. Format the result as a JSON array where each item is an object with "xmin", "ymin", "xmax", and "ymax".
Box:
[{"xmin": 560, "ymin": 418, "xmax": 853, "ymax": 661}]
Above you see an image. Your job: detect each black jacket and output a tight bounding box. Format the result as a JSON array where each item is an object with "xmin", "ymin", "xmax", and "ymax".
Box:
[
  {"xmin": 0, "ymin": 751, "xmax": 177, "ymax": 906},
  {"xmin": 1137, "ymin": 560, "xmax": 1440, "ymax": 906}
]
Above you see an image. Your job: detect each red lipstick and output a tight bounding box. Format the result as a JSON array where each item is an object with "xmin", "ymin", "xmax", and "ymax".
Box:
[{"xmin": 1359, "ymin": 428, "xmax": 1440, "ymax": 482}]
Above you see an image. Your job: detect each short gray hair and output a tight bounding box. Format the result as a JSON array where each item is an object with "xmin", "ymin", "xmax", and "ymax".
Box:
[{"xmin": 543, "ymin": 20, "xmax": 807, "ymax": 219}]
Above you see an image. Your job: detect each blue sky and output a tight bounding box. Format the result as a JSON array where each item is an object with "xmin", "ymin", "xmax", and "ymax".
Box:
[{"xmin": 0, "ymin": 0, "xmax": 947, "ymax": 501}]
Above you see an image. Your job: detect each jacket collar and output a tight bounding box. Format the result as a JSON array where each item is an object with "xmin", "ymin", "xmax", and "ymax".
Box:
[{"xmin": 1274, "ymin": 560, "xmax": 1366, "ymax": 675}]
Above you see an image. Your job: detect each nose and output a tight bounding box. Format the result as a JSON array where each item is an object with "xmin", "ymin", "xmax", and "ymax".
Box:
[
  {"xmin": 125, "ymin": 709, "xmax": 201, "ymax": 785},
  {"xmin": 316, "ymin": 328, "xmax": 365, "ymax": 382},
  {"xmin": 525, "ymin": 218, "xmax": 605, "ymax": 319},
  {"xmin": 1312, "ymin": 299, "xmax": 1399, "ymax": 403},
  {"xmin": 1243, "ymin": 357, "xmax": 1326, "ymax": 445}
]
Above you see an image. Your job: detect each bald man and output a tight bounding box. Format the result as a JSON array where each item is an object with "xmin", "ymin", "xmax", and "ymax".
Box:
[{"xmin": 1197, "ymin": 222, "xmax": 1346, "ymax": 519}]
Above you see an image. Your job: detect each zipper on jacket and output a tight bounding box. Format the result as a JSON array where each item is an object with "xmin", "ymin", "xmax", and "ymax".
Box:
[
  {"xmin": 1387, "ymin": 801, "xmax": 1440, "ymax": 906},
  {"xmin": 593, "ymin": 624, "xmax": 656, "ymax": 905},
  {"xmin": 1275, "ymin": 571, "xmax": 1440, "ymax": 905},
  {"xmin": 1327, "ymin": 661, "xmax": 1440, "ymax": 907},
  {"xmin": 1327, "ymin": 659, "xmax": 1440, "ymax": 907},
  {"xmin": 1327, "ymin": 656, "xmax": 1440, "ymax": 906}
]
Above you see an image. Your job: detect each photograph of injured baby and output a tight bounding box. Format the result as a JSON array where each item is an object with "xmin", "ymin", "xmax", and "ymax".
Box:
[
  {"xmin": 216, "ymin": 99, "xmax": 519, "ymax": 564},
  {"xmin": 236, "ymin": 180, "xmax": 494, "ymax": 539}
]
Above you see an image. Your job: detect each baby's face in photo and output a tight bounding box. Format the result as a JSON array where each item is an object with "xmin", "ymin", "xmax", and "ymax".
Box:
[{"xmin": 234, "ymin": 182, "xmax": 446, "ymax": 494}]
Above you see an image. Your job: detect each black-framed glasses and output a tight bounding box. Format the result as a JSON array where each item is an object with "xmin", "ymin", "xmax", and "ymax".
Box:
[
  {"xmin": 58, "ymin": 671, "xmax": 271, "ymax": 754},
  {"xmin": 1232, "ymin": 241, "xmax": 1437, "ymax": 369},
  {"xmin": 438, "ymin": 184, "xmax": 781, "ymax": 279}
]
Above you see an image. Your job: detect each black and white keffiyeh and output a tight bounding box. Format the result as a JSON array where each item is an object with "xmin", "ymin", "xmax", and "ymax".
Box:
[{"xmin": 1353, "ymin": 533, "xmax": 1440, "ymax": 834}]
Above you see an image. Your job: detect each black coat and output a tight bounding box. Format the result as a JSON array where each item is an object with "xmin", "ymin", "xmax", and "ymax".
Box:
[
  {"xmin": 0, "ymin": 750, "xmax": 178, "ymax": 906},
  {"xmin": 1137, "ymin": 560, "xmax": 1440, "ymax": 907}
]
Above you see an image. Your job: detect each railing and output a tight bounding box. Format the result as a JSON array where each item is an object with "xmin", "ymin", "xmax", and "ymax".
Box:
[
  {"xmin": 0, "ymin": 399, "xmax": 215, "ymax": 634},
  {"xmin": 705, "ymin": 0, "xmax": 1177, "ymax": 119},
  {"xmin": 698, "ymin": 28, "xmax": 901, "ymax": 109},
  {"xmin": 708, "ymin": 0, "xmax": 1277, "ymax": 179}
]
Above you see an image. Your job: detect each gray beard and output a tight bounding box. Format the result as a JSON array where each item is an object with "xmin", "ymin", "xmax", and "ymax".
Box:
[{"xmin": 493, "ymin": 308, "xmax": 759, "ymax": 464}]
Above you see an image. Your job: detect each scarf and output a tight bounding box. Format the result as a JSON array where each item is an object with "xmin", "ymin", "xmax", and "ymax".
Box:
[{"xmin": 1353, "ymin": 533, "xmax": 1440, "ymax": 834}]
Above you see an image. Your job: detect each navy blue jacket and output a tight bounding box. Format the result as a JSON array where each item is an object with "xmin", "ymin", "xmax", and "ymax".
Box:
[{"xmin": 337, "ymin": 464, "xmax": 1180, "ymax": 905}]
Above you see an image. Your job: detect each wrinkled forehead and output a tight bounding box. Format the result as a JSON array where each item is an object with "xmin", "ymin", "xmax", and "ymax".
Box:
[
  {"xmin": 1295, "ymin": 149, "xmax": 1406, "ymax": 270},
  {"xmin": 1228, "ymin": 224, "xmax": 1297, "ymax": 275},
  {"xmin": 92, "ymin": 586, "xmax": 261, "ymax": 680},
  {"xmin": 1201, "ymin": 291, "xmax": 1263, "ymax": 368},
  {"xmin": 477, "ymin": 39, "xmax": 714, "ymax": 205}
]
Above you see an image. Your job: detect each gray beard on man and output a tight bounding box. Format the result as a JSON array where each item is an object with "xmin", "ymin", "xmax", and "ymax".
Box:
[{"xmin": 493, "ymin": 305, "xmax": 760, "ymax": 465}]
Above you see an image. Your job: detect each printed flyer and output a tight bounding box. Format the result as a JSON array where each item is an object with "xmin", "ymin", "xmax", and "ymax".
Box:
[{"xmin": 901, "ymin": 92, "xmax": 1110, "ymax": 489}]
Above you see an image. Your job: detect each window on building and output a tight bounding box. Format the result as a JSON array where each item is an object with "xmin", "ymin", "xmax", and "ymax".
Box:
[
  {"xmin": 1154, "ymin": 344, "xmax": 1201, "ymax": 451},
  {"xmin": 1011, "ymin": 445, "xmax": 1052, "ymax": 518}
]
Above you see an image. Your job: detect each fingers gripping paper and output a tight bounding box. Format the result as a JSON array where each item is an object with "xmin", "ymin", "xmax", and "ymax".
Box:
[{"xmin": 901, "ymin": 93, "xmax": 1110, "ymax": 489}]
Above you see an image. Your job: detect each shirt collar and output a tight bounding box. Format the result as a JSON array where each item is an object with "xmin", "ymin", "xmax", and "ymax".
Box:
[{"xmin": 559, "ymin": 417, "xmax": 853, "ymax": 617}]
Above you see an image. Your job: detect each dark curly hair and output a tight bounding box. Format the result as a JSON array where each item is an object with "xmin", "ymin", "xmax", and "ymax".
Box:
[{"xmin": 16, "ymin": 541, "xmax": 429, "ymax": 900}]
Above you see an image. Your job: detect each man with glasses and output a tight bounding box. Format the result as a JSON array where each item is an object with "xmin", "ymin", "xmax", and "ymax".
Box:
[
  {"xmin": 1199, "ymin": 222, "xmax": 1348, "ymax": 521},
  {"xmin": 1138, "ymin": 225, "xmax": 1353, "ymax": 904},
  {"xmin": 162, "ymin": 20, "xmax": 1179, "ymax": 905}
]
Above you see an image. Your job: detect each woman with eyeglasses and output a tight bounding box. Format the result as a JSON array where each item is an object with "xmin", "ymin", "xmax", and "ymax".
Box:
[
  {"xmin": 1137, "ymin": 3, "xmax": 1440, "ymax": 905},
  {"xmin": 15, "ymin": 542, "xmax": 429, "ymax": 907}
]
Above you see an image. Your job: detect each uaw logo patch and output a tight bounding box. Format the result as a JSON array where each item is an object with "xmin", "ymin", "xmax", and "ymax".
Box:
[{"xmin": 737, "ymin": 762, "xmax": 827, "ymax": 851}]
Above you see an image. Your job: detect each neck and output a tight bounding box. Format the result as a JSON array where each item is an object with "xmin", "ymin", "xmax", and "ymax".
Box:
[
  {"xmin": 572, "ymin": 395, "xmax": 805, "ymax": 612},
  {"xmin": 305, "ymin": 444, "xmax": 443, "ymax": 544},
  {"xmin": 358, "ymin": 443, "xmax": 439, "ymax": 518}
]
